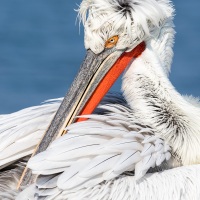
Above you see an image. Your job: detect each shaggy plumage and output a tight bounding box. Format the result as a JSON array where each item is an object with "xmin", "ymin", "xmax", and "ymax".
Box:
[
  {"xmin": 79, "ymin": 0, "xmax": 174, "ymax": 57},
  {"xmin": 1, "ymin": 0, "xmax": 200, "ymax": 199}
]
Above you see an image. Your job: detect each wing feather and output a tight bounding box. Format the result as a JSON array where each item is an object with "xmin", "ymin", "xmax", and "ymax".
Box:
[
  {"xmin": 0, "ymin": 93, "xmax": 170, "ymax": 199},
  {"xmin": 113, "ymin": 150, "xmax": 141, "ymax": 174},
  {"xmin": 0, "ymin": 99, "xmax": 61, "ymax": 169},
  {"xmin": 28, "ymin": 98, "xmax": 172, "ymax": 198}
]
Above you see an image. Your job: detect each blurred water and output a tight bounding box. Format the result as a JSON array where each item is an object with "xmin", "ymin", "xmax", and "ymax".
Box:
[{"xmin": 0, "ymin": 0, "xmax": 199, "ymax": 114}]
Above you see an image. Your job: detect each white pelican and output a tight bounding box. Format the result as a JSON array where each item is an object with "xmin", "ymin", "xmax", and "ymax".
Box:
[{"xmin": 0, "ymin": 0, "xmax": 200, "ymax": 199}]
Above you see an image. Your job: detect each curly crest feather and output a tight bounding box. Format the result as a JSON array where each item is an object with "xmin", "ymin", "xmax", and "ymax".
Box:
[{"xmin": 78, "ymin": 0, "xmax": 174, "ymax": 54}]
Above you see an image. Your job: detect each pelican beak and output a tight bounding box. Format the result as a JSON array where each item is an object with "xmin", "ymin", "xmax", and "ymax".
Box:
[
  {"xmin": 18, "ymin": 41, "xmax": 146, "ymax": 188},
  {"xmin": 36, "ymin": 42, "xmax": 146, "ymax": 152}
]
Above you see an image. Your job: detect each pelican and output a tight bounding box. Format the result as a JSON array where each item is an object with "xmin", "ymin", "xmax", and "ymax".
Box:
[{"xmin": 1, "ymin": 0, "xmax": 200, "ymax": 199}]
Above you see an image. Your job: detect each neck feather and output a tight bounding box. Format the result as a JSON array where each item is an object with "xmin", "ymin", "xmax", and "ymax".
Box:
[
  {"xmin": 149, "ymin": 19, "xmax": 175, "ymax": 76},
  {"xmin": 122, "ymin": 41, "xmax": 200, "ymax": 165}
]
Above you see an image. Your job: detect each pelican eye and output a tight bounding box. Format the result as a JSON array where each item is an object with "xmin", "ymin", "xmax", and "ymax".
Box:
[{"xmin": 105, "ymin": 35, "xmax": 119, "ymax": 49}]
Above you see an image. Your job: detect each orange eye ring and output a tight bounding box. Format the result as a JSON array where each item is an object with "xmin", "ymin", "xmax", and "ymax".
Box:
[{"xmin": 105, "ymin": 35, "xmax": 119, "ymax": 49}]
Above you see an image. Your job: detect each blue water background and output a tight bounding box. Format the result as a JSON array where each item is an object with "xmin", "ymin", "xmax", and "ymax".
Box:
[{"xmin": 0, "ymin": 0, "xmax": 199, "ymax": 114}]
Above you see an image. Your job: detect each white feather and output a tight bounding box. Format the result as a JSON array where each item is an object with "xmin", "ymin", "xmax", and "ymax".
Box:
[
  {"xmin": 0, "ymin": 99, "xmax": 61, "ymax": 168},
  {"xmin": 27, "ymin": 102, "xmax": 172, "ymax": 198}
]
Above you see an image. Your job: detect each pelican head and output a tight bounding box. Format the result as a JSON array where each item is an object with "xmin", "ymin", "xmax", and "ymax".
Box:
[{"xmin": 80, "ymin": 0, "xmax": 175, "ymax": 73}]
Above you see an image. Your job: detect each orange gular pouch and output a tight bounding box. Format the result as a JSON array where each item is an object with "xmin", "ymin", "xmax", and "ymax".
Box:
[{"xmin": 77, "ymin": 41, "xmax": 146, "ymax": 122}]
